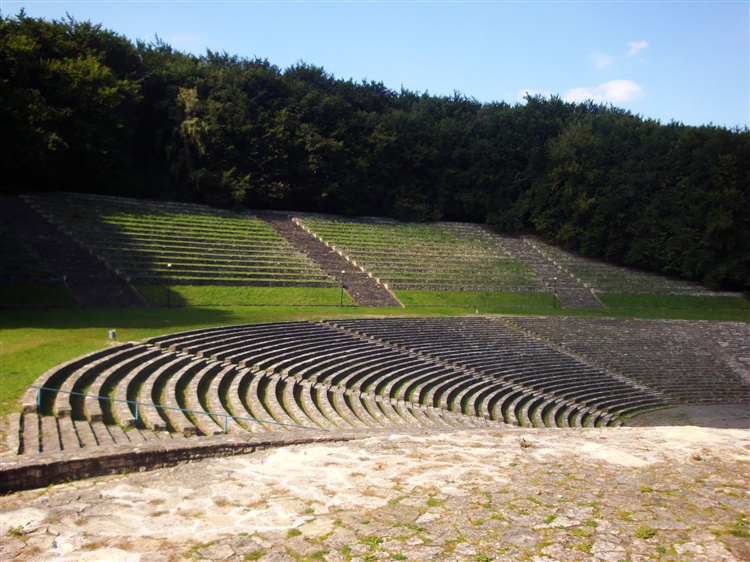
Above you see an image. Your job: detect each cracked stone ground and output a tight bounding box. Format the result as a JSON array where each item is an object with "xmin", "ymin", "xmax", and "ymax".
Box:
[{"xmin": 1, "ymin": 409, "xmax": 749, "ymax": 562}]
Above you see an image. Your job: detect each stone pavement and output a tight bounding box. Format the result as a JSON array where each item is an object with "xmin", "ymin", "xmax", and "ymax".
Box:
[{"xmin": 1, "ymin": 407, "xmax": 748, "ymax": 562}]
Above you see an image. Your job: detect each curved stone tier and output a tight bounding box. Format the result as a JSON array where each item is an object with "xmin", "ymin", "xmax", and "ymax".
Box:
[{"xmin": 13, "ymin": 317, "xmax": 697, "ymax": 458}]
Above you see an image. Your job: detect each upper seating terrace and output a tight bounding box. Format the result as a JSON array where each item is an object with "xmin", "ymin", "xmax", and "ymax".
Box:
[
  {"xmin": 296, "ymin": 216, "xmax": 545, "ymax": 292},
  {"xmin": 22, "ymin": 192, "xmax": 336, "ymax": 288},
  {"xmin": 524, "ymin": 236, "xmax": 739, "ymax": 297}
]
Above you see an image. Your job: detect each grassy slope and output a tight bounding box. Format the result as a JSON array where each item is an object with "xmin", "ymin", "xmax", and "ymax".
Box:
[{"xmin": 394, "ymin": 290, "xmax": 553, "ymax": 308}]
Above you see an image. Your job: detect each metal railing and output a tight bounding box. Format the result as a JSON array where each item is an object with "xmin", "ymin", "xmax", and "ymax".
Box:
[{"xmin": 27, "ymin": 385, "xmax": 324, "ymax": 434}]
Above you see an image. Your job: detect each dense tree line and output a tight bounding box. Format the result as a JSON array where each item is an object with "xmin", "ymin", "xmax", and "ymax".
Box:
[{"xmin": 2, "ymin": 13, "xmax": 748, "ymax": 291}]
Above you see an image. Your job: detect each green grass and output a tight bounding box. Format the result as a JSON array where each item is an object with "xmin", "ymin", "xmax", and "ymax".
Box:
[
  {"xmin": 1, "ymin": 283, "xmax": 77, "ymax": 308},
  {"xmin": 135, "ymin": 285, "xmax": 354, "ymax": 307},
  {"xmin": 599, "ymin": 294, "xmax": 750, "ymax": 312},
  {"xmin": 635, "ymin": 525, "xmax": 658, "ymax": 539},
  {"xmin": 395, "ymin": 290, "xmax": 553, "ymax": 308}
]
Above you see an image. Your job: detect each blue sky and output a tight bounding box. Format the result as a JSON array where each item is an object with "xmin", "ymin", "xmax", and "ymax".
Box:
[{"xmin": 3, "ymin": 1, "xmax": 748, "ymax": 128}]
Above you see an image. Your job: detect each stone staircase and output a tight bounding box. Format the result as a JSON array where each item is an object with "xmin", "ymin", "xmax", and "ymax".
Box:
[
  {"xmin": 496, "ymin": 233, "xmax": 604, "ymax": 309},
  {"xmin": 3, "ymin": 196, "xmax": 146, "ymax": 307},
  {"xmin": 256, "ymin": 211, "xmax": 402, "ymax": 307}
]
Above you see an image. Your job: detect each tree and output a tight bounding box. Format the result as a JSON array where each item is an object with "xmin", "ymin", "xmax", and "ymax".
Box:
[{"xmin": 0, "ymin": 13, "xmax": 141, "ymax": 193}]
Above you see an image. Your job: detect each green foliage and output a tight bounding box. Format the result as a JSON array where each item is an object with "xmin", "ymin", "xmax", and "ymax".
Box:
[
  {"xmin": 635, "ymin": 525, "xmax": 657, "ymax": 539},
  {"xmin": 729, "ymin": 515, "xmax": 749, "ymax": 538},
  {"xmin": 360, "ymin": 535, "xmax": 383, "ymax": 547},
  {"xmin": 7, "ymin": 525, "xmax": 25, "ymax": 537},
  {"xmin": 0, "ymin": 13, "xmax": 141, "ymax": 193},
  {"xmin": 2, "ymin": 12, "xmax": 749, "ymax": 292}
]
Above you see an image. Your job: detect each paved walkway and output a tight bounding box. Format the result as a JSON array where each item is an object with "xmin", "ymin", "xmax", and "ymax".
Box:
[{"xmin": 1, "ymin": 407, "xmax": 748, "ymax": 562}]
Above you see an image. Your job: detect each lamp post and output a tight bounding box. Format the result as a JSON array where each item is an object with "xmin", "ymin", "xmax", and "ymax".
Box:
[
  {"xmin": 340, "ymin": 270, "xmax": 345, "ymax": 307},
  {"xmin": 552, "ymin": 277, "xmax": 557, "ymax": 309},
  {"xmin": 166, "ymin": 263, "xmax": 172, "ymax": 307}
]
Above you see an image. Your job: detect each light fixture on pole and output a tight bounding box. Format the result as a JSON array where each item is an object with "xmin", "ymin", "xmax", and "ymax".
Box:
[
  {"xmin": 166, "ymin": 263, "xmax": 172, "ymax": 307},
  {"xmin": 553, "ymin": 277, "xmax": 557, "ymax": 309},
  {"xmin": 340, "ymin": 270, "xmax": 346, "ymax": 307}
]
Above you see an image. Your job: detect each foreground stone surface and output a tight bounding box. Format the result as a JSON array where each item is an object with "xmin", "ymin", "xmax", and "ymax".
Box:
[{"xmin": 1, "ymin": 422, "xmax": 748, "ymax": 562}]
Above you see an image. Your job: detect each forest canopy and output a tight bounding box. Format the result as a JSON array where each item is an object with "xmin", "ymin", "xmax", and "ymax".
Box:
[{"xmin": 1, "ymin": 13, "xmax": 749, "ymax": 291}]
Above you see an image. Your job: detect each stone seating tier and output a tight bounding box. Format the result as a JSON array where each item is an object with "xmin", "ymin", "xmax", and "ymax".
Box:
[
  {"xmin": 18, "ymin": 316, "xmax": 715, "ymax": 457},
  {"xmin": 505, "ymin": 317, "xmax": 750, "ymax": 405},
  {"xmin": 327, "ymin": 317, "xmax": 669, "ymax": 417},
  {"xmin": 21, "ymin": 193, "xmax": 334, "ymax": 290}
]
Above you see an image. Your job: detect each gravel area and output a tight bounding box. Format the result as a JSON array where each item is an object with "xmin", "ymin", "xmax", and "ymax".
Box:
[{"xmin": 1, "ymin": 409, "xmax": 748, "ymax": 561}]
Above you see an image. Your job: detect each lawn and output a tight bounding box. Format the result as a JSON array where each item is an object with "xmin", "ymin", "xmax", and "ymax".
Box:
[
  {"xmin": 135, "ymin": 285, "xmax": 354, "ymax": 307},
  {"xmin": 0, "ymin": 283, "xmax": 76, "ymax": 308},
  {"xmin": 394, "ymin": 290, "xmax": 553, "ymax": 308},
  {"xmin": 598, "ymin": 293, "xmax": 750, "ymax": 312}
]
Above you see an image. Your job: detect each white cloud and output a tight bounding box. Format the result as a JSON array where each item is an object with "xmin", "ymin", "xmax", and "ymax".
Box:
[
  {"xmin": 165, "ymin": 34, "xmax": 207, "ymax": 53},
  {"xmin": 627, "ymin": 40, "xmax": 649, "ymax": 57},
  {"xmin": 563, "ymin": 80, "xmax": 644, "ymax": 104},
  {"xmin": 590, "ymin": 52, "xmax": 615, "ymax": 69}
]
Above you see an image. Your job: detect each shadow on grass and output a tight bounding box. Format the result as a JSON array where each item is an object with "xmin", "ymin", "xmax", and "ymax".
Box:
[{"xmin": 0, "ymin": 306, "xmax": 240, "ymax": 331}]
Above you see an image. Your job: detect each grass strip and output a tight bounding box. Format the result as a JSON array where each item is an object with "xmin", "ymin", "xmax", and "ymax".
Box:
[
  {"xmin": 598, "ymin": 294, "xmax": 750, "ymax": 312},
  {"xmin": 395, "ymin": 290, "xmax": 553, "ymax": 308},
  {"xmin": 0, "ymin": 283, "xmax": 77, "ymax": 308},
  {"xmin": 135, "ymin": 285, "xmax": 355, "ymax": 307}
]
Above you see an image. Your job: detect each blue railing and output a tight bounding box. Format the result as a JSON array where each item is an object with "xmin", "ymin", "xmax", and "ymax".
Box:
[{"xmin": 27, "ymin": 385, "xmax": 323, "ymax": 433}]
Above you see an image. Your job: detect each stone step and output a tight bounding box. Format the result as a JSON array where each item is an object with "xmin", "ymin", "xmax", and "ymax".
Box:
[
  {"xmin": 497, "ymin": 234, "xmax": 603, "ymax": 309},
  {"xmin": 257, "ymin": 212, "xmax": 402, "ymax": 307}
]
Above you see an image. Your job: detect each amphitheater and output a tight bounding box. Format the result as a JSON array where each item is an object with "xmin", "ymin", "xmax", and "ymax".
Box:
[{"xmin": 1, "ymin": 193, "xmax": 749, "ymax": 561}]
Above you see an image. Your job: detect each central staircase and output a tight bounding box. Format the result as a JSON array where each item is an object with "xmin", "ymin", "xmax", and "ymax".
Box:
[{"xmin": 257, "ymin": 211, "xmax": 402, "ymax": 307}]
